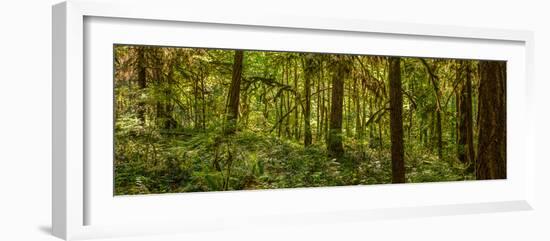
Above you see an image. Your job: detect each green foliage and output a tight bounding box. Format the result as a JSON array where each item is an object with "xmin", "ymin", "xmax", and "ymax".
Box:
[
  {"xmin": 114, "ymin": 45, "xmax": 482, "ymax": 195},
  {"xmin": 115, "ymin": 125, "xmax": 472, "ymax": 194}
]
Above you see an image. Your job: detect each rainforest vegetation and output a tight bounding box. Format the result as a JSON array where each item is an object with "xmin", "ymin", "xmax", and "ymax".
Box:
[{"xmin": 114, "ymin": 45, "xmax": 506, "ymax": 195}]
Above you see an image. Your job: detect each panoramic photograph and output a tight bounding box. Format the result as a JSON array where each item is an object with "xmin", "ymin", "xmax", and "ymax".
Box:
[{"xmin": 113, "ymin": 45, "xmax": 506, "ymax": 195}]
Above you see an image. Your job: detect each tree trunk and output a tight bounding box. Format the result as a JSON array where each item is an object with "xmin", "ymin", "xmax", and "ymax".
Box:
[
  {"xmin": 152, "ymin": 48, "xmax": 172, "ymax": 129},
  {"xmin": 458, "ymin": 62, "xmax": 475, "ymax": 164},
  {"xmin": 316, "ymin": 61, "xmax": 322, "ymax": 140},
  {"xmin": 389, "ymin": 57, "xmax": 405, "ymax": 183},
  {"xmin": 436, "ymin": 110, "xmax": 442, "ymax": 160},
  {"xmin": 293, "ymin": 61, "xmax": 299, "ymax": 140},
  {"xmin": 193, "ymin": 74, "xmax": 199, "ymax": 129},
  {"xmin": 200, "ymin": 73, "xmax": 207, "ymax": 130},
  {"xmin": 225, "ymin": 50, "xmax": 244, "ymax": 134},
  {"xmin": 420, "ymin": 59, "xmax": 443, "ymax": 160},
  {"xmin": 476, "ymin": 61, "xmax": 506, "ymax": 179},
  {"xmin": 328, "ymin": 56, "xmax": 346, "ymax": 158},
  {"xmin": 136, "ymin": 46, "xmax": 147, "ymax": 125},
  {"xmin": 303, "ymin": 54, "xmax": 314, "ymax": 147},
  {"xmin": 288, "ymin": 59, "xmax": 292, "ymax": 137},
  {"xmin": 354, "ymin": 77, "xmax": 362, "ymax": 139},
  {"xmin": 163, "ymin": 66, "xmax": 177, "ymax": 129},
  {"xmin": 346, "ymin": 85, "xmax": 351, "ymax": 137},
  {"xmin": 325, "ymin": 67, "xmax": 331, "ymax": 143}
]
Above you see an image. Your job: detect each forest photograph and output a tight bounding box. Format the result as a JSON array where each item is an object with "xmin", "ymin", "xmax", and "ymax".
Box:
[{"xmin": 114, "ymin": 45, "xmax": 506, "ymax": 195}]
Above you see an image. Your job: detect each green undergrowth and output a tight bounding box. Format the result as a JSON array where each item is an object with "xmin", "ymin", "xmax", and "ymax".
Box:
[{"xmin": 114, "ymin": 127, "xmax": 474, "ymax": 195}]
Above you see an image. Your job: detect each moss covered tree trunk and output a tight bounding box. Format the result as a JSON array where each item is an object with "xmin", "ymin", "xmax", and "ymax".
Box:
[
  {"xmin": 476, "ymin": 61, "xmax": 506, "ymax": 179},
  {"xmin": 328, "ymin": 56, "xmax": 346, "ymax": 158},
  {"xmin": 389, "ymin": 57, "xmax": 405, "ymax": 183},
  {"xmin": 303, "ymin": 54, "xmax": 314, "ymax": 147},
  {"xmin": 420, "ymin": 59, "xmax": 443, "ymax": 160},
  {"xmin": 225, "ymin": 50, "xmax": 244, "ymax": 134}
]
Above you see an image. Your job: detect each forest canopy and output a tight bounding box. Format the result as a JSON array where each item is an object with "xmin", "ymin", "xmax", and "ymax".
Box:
[{"xmin": 114, "ymin": 45, "xmax": 506, "ymax": 195}]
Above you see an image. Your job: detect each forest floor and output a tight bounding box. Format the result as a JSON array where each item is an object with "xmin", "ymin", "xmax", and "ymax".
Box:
[{"xmin": 115, "ymin": 126, "xmax": 475, "ymax": 195}]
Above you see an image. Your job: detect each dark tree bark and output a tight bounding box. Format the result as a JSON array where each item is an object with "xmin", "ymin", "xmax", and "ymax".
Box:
[
  {"xmin": 225, "ymin": 50, "xmax": 244, "ymax": 134},
  {"xmin": 457, "ymin": 62, "xmax": 475, "ymax": 164},
  {"xmin": 303, "ymin": 54, "xmax": 314, "ymax": 147},
  {"xmin": 328, "ymin": 56, "xmax": 347, "ymax": 158},
  {"xmin": 136, "ymin": 46, "xmax": 147, "ymax": 125},
  {"xmin": 476, "ymin": 61, "xmax": 506, "ymax": 179},
  {"xmin": 389, "ymin": 57, "xmax": 405, "ymax": 183},
  {"xmin": 316, "ymin": 61, "xmax": 322, "ymax": 140}
]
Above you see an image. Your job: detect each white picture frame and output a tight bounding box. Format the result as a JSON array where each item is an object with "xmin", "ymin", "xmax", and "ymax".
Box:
[{"xmin": 52, "ymin": 0, "xmax": 535, "ymax": 240}]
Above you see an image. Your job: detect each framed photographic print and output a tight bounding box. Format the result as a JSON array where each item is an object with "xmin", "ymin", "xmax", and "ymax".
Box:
[{"xmin": 52, "ymin": 0, "xmax": 535, "ymax": 240}]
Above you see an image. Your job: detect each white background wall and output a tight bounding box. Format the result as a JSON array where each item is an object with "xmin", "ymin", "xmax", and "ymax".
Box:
[{"xmin": 1, "ymin": 0, "xmax": 548, "ymax": 240}]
